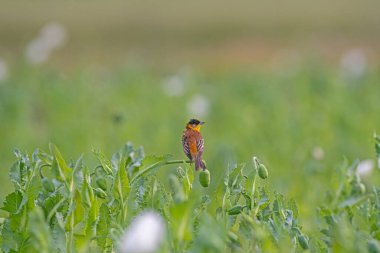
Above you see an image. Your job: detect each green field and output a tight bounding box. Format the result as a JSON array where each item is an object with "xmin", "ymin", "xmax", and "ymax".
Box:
[{"xmin": 1, "ymin": 1, "xmax": 380, "ymax": 252}]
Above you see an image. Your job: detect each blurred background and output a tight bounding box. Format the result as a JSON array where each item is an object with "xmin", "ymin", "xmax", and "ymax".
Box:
[{"xmin": 0, "ymin": 0, "xmax": 380, "ymax": 229}]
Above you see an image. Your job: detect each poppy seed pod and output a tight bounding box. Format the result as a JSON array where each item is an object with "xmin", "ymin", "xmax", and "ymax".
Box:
[
  {"xmin": 298, "ymin": 234, "xmax": 309, "ymax": 249},
  {"xmin": 96, "ymin": 177, "xmax": 107, "ymax": 191},
  {"xmin": 258, "ymin": 164, "xmax": 268, "ymax": 179},
  {"xmin": 199, "ymin": 169, "xmax": 210, "ymax": 187}
]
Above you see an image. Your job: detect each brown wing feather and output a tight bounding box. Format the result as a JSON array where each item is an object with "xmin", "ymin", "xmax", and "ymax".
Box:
[{"xmin": 182, "ymin": 134, "xmax": 192, "ymax": 160}]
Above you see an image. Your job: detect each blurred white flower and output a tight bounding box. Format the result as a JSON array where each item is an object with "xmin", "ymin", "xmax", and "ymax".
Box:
[
  {"xmin": 162, "ymin": 74, "xmax": 185, "ymax": 97},
  {"xmin": 0, "ymin": 59, "xmax": 8, "ymax": 82},
  {"xmin": 356, "ymin": 159, "xmax": 374, "ymax": 178},
  {"xmin": 118, "ymin": 211, "xmax": 166, "ymax": 253},
  {"xmin": 25, "ymin": 21, "xmax": 67, "ymax": 64},
  {"xmin": 312, "ymin": 146, "xmax": 324, "ymax": 161},
  {"xmin": 39, "ymin": 22, "xmax": 67, "ymax": 50},
  {"xmin": 187, "ymin": 94, "xmax": 210, "ymax": 118},
  {"xmin": 25, "ymin": 38, "xmax": 51, "ymax": 64},
  {"xmin": 340, "ymin": 48, "xmax": 368, "ymax": 80}
]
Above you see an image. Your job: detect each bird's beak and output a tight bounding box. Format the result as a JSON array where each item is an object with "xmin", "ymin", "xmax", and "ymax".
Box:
[{"xmin": 200, "ymin": 121, "xmax": 205, "ymax": 125}]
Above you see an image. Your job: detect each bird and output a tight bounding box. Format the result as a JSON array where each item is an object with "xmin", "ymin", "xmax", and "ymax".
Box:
[{"xmin": 182, "ymin": 119, "xmax": 206, "ymax": 171}]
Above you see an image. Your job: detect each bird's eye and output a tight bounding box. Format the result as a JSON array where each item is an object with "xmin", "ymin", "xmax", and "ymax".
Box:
[{"xmin": 192, "ymin": 124, "xmax": 196, "ymax": 127}]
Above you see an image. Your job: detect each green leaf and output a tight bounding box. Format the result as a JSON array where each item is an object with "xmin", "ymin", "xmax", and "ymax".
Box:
[
  {"xmin": 338, "ymin": 195, "xmax": 369, "ymax": 209},
  {"xmin": 177, "ymin": 166, "xmax": 194, "ymax": 198},
  {"xmin": 113, "ymin": 157, "xmax": 130, "ymax": 201},
  {"xmin": 42, "ymin": 193, "xmax": 67, "ymax": 221},
  {"xmin": 288, "ymin": 199, "xmax": 299, "ymax": 219},
  {"xmin": 375, "ymin": 134, "xmax": 380, "ymax": 157},
  {"xmin": 93, "ymin": 148, "xmax": 113, "ymax": 175},
  {"xmin": 1, "ymin": 191, "xmax": 24, "ymax": 214},
  {"xmin": 52, "ymin": 219, "xmax": 66, "ymax": 253},
  {"xmin": 9, "ymin": 161, "xmax": 22, "ymax": 187},
  {"xmin": 170, "ymin": 201, "xmax": 194, "ymax": 247},
  {"xmin": 85, "ymin": 197, "xmax": 99, "ymax": 238},
  {"xmin": 242, "ymin": 192, "xmax": 251, "ymax": 210},
  {"xmin": 81, "ymin": 173, "xmax": 94, "ymax": 209},
  {"xmin": 227, "ymin": 205, "xmax": 244, "ymax": 215},
  {"xmin": 0, "ymin": 219, "xmax": 24, "ymax": 252},
  {"xmin": 28, "ymin": 207, "xmax": 55, "ymax": 252},
  {"xmin": 49, "ymin": 143, "xmax": 72, "ymax": 181},
  {"xmin": 273, "ymin": 192, "xmax": 285, "ymax": 218},
  {"xmin": 25, "ymin": 173, "xmax": 41, "ymax": 211},
  {"xmin": 169, "ymin": 174, "xmax": 186, "ymax": 203},
  {"xmin": 228, "ymin": 163, "xmax": 245, "ymax": 189},
  {"xmin": 73, "ymin": 190, "xmax": 86, "ymax": 234},
  {"xmin": 96, "ymin": 204, "xmax": 111, "ymax": 250},
  {"xmin": 190, "ymin": 214, "xmax": 227, "ymax": 252}
]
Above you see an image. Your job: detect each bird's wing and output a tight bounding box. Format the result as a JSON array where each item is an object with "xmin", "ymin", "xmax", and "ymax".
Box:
[
  {"xmin": 182, "ymin": 134, "xmax": 192, "ymax": 160},
  {"xmin": 196, "ymin": 137, "xmax": 204, "ymax": 155}
]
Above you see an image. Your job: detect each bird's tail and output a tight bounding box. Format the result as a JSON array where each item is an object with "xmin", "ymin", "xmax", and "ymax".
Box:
[{"xmin": 195, "ymin": 155, "xmax": 206, "ymax": 171}]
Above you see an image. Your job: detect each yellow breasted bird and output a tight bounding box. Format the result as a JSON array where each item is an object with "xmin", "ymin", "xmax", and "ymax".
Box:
[{"xmin": 182, "ymin": 119, "xmax": 206, "ymax": 171}]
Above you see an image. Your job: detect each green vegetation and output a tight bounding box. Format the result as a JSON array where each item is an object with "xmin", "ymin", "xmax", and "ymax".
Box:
[{"xmin": 1, "ymin": 137, "xmax": 379, "ymax": 252}]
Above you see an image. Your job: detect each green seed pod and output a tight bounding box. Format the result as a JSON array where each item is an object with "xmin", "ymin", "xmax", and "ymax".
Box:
[
  {"xmin": 258, "ymin": 164, "xmax": 268, "ymax": 179},
  {"xmin": 42, "ymin": 178, "xmax": 55, "ymax": 192},
  {"xmin": 199, "ymin": 169, "xmax": 211, "ymax": 187},
  {"xmin": 368, "ymin": 239, "xmax": 380, "ymax": 253},
  {"xmin": 227, "ymin": 205, "xmax": 244, "ymax": 215},
  {"xmin": 94, "ymin": 188, "xmax": 107, "ymax": 199},
  {"xmin": 96, "ymin": 177, "xmax": 107, "ymax": 191},
  {"xmin": 298, "ymin": 234, "xmax": 309, "ymax": 250}
]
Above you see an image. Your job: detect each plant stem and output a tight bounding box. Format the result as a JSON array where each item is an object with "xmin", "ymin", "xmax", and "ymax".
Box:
[
  {"xmin": 165, "ymin": 160, "xmax": 192, "ymax": 165},
  {"xmin": 130, "ymin": 160, "xmax": 192, "ymax": 184},
  {"xmin": 251, "ymin": 156, "xmax": 259, "ymax": 210}
]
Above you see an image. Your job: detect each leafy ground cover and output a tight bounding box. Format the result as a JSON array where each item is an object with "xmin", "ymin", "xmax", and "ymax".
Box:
[{"xmin": 0, "ymin": 136, "xmax": 379, "ymax": 252}]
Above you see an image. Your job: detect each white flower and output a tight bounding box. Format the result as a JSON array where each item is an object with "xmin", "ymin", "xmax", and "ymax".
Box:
[
  {"xmin": 39, "ymin": 22, "xmax": 67, "ymax": 50},
  {"xmin": 187, "ymin": 94, "xmax": 210, "ymax": 118},
  {"xmin": 340, "ymin": 48, "xmax": 368, "ymax": 80},
  {"xmin": 25, "ymin": 21, "xmax": 67, "ymax": 64},
  {"xmin": 118, "ymin": 211, "xmax": 166, "ymax": 253},
  {"xmin": 25, "ymin": 37, "xmax": 51, "ymax": 64},
  {"xmin": 162, "ymin": 74, "xmax": 185, "ymax": 97},
  {"xmin": 312, "ymin": 146, "xmax": 324, "ymax": 161},
  {"xmin": 0, "ymin": 59, "xmax": 8, "ymax": 82},
  {"xmin": 356, "ymin": 159, "xmax": 374, "ymax": 178}
]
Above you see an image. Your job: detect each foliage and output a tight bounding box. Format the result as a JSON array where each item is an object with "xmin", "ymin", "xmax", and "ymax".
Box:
[
  {"xmin": 0, "ymin": 137, "xmax": 378, "ymax": 252},
  {"xmin": 0, "ymin": 142, "xmax": 296, "ymax": 252}
]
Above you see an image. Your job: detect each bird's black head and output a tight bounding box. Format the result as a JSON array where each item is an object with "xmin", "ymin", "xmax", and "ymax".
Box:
[
  {"xmin": 188, "ymin": 119, "xmax": 201, "ymax": 125},
  {"xmin": 186, "ymin": 119, "xmax": 205, "ymax": 131}
]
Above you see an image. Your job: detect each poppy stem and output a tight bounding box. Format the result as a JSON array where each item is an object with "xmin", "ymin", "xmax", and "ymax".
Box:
[{"xmin": 165, "ymin": 160, "xmax": 192, "ymax": 165}]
